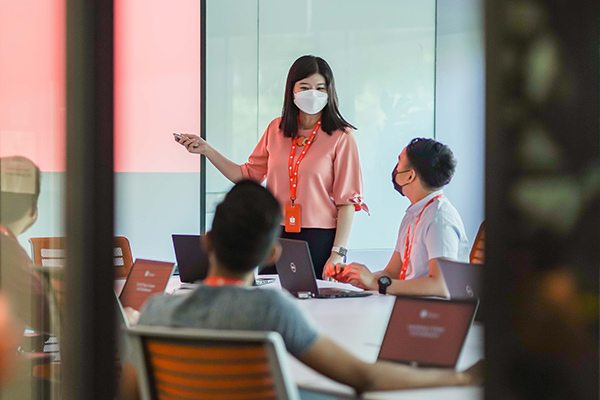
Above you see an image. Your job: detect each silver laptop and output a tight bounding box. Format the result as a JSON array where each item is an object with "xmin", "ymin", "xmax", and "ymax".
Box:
[
  {"xmin": 275, "ymin": 238, "xmax": 371, "ymax": 298},
  {"xmin": 377, "ymin": 296, "xmax": 478, "ymax": 368},
  {"xmin": 438, "ymin": 259, "xmax": 483, "ymax": 300}
]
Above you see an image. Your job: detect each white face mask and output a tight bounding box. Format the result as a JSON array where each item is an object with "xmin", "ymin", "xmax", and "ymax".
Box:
[{"xmin": 293, "ymin": 90, "xmax": 328, "ymax": 115}]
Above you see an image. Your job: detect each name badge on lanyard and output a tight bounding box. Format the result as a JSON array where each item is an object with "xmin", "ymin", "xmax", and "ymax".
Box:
[{"xmin": 285, "ymin": 119, "xmax": 321, "ymax": 233}]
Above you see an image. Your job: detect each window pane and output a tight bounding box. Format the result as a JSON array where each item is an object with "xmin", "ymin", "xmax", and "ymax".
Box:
[
  {"xmin": 114, "ymin": 0, "xmax": 201, "ymax": 262},
  {"xmin": 0, "ymin": 0, "xmax": 66, "ymax": 398}
]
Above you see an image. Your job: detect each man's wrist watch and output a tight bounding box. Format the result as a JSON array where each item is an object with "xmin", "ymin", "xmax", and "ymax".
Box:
[
  {"xmin": 331, "ymin": 246, "xmax": 348, "ymax": 257},
  {"xmin": 378, "ymin": 276, "xmax": 392, "ymax": 295}
]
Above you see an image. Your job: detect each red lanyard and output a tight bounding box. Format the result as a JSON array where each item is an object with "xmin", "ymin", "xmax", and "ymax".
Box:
[
  {"xmin": 203, "ymin": 276, "xmax": 246, "ymax": 287},
  {"xmin": 288, "ymin": 119, "xmax": 321, "ymax": 204},
  {"xmin": 399, "ymin": 194, "xmax": 444, "ymax": 280}
]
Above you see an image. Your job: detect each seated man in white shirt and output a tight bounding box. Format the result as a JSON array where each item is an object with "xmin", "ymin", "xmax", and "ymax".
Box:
[{"xmin": 324, "ymin": 138, "xmax": 469, "ymax": 297}]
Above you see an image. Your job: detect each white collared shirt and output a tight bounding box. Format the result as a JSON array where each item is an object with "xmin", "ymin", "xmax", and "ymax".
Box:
[{"xmin": 394, "ymin": 190, "xmax": 470, "ymax": 280}]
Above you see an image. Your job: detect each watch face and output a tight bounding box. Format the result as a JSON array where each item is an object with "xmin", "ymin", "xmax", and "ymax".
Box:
[{"xmin": 379, "ymin": 276, "xmax": 392, "ymax": 286}]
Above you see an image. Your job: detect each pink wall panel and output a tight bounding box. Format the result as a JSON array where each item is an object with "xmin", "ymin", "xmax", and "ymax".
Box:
[
  {"xmin": 114, "ymin": 0, "xmax": 201, "ymax": 173},
  {"xmin": 0, "ymin": 0, "xmax": 66, "ymax": 172}
]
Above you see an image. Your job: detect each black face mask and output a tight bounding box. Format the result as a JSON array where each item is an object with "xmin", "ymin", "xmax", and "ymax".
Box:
[
  {"xmin": 391, "ymin": 164, "xmax": 412, "ymax": 197},
  {"xmin": 392, "ymin": 165, "xmax": 404, "ymax": 196}
]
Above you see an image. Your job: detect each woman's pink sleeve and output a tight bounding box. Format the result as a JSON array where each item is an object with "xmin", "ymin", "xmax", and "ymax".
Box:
[
  {"xmin": 241, "ymin": 128, "xmax": 270, "ymax": 183},
  {"xmin": 332, "ymin": 130, "xmax": 369, "ymax": 214}
]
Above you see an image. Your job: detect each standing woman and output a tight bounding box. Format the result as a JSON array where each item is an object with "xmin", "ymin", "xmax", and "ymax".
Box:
[{"xmin": 175, "ymin": 55, "xmax": 367, "ymax": 278}]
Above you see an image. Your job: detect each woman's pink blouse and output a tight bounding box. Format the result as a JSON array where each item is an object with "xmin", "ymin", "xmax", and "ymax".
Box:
[{"xmin": 241, "ymin": 118, "xmax": 367, "ymax": 229}]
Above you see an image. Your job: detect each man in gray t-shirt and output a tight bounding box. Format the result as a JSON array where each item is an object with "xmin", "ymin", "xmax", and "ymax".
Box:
[
  {"xmin": 139, "ymin": 285, "xmax": 319, "ymax": 358},
  {"xmin": 123, "ymin": 180, "xmax": 482, "ymax": 398}
]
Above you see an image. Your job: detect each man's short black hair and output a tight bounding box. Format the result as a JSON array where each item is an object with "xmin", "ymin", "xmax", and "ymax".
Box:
[
  {"xmin": 405, "ymin": 138, "xmax": 456, "ymax": 189},
  {"xmin": 210, "ymin": 180, "xmax": 282, "ymax": 273}
]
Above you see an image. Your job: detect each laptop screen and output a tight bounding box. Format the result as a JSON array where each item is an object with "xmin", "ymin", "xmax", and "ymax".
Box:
[
  {"xmin": 378, "ymin": 297, "xmax": 477, "ymax": 368},
  {"xmin": 119, "ymin": 259, "xmax": 174, "ymax": 311}
]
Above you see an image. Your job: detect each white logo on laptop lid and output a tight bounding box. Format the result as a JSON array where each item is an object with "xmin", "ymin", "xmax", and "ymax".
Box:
[
  {"xmin": 465, "ymin": 285, "xmax": 474, "ymax": 297},
  {"xmin": 419, "ymin": 309, "xmax": 440, "ymax": 320},
  {"xmin": 290, "ymin": 262, "xmax": 297, "ymax": 273}
]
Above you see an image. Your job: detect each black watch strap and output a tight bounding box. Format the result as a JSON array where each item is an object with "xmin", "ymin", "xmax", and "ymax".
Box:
[{"xmin": 378, "ymin": 276, "xmax": 392, "ymax": 295}]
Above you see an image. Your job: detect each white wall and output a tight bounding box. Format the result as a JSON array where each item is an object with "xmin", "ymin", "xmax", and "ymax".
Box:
[{"xmin": 435, "ymin": 0, "xmax": 485, "ymax": 244}]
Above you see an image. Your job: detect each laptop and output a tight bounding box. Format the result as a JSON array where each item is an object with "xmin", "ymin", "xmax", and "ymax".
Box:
[
  {"xmin": 119, "ymin": 259, "xmax": 175, "ymax": 311},
  {"xmin": 437, "ymin": 259, "xmax": 483, "ymax": 300},
  {"xmin": 377, "ymin": 296, "xmax": 478, "ymax": 368},
  {"xmin": 172, "ymin": 234, "xmax": 209, "ymax": 283},
  {"xmin": 275, "ymin": 238, "xmax": 372, "ymax": 298},
  {"xmin": 172, "ymin": 234, "xmax": 274, "ymax": 287},
  {"xmin": 114, "ymin": 290, "xmax": 131, "ymax": 329}
]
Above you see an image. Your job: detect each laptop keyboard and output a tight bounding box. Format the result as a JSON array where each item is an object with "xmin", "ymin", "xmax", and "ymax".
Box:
[{"xmin": 317, "ymin": 288, "xmax": 372, "ymax": 298}]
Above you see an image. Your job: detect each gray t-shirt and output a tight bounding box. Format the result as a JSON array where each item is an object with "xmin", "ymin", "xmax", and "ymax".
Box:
[{"xmin": 138, "ymin": 285, "xmax": 320, "ymax": 358}]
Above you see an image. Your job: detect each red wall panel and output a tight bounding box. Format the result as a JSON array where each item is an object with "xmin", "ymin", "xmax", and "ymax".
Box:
[
  {"xmin": 0, "ymin": 0, "xmax": 66, "ymax": 172},
  {"xmin": 114, "ymin": 0, "xmax": 201, "ymax": 173}
]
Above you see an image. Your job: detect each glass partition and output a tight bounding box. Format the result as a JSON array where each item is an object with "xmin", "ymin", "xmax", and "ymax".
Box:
[
  {"xmin": 114, "ymin": 0, "xmax": 202, "ymax": 263},
  {"xmin": 0, "ymin": 0, "xmax": 66, "ymax": 398}
]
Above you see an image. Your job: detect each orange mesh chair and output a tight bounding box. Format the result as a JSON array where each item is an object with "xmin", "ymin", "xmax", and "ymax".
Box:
[
  {"xmin": 128, "ymin": 326, "xmax": 300, "ymax": 400},
  {"xmin": 29, "ymin": 236, "xmax": 134, "ymax": 278},
  {"xmin": 469, "ymin": 221, "xmax": 486, "ymax": 264}
]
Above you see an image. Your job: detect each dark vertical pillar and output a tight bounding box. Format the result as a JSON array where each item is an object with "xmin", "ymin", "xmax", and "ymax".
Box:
[
  {"xmin": 65, "ymin": 0, "xmax": 115, "ymax": 399},
  {"xmin": 486, "ymin": 1, "xmax": 599, "ymax": 399},
  {"xmin": 200, "ymin": 0, "xmax": 207, "ymax": 234}
]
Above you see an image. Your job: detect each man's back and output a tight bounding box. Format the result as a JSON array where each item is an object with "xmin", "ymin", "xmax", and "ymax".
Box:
[
  {"xmin": 138, "ymin": 285, "xmax": 319, "ymax": 358},
  {"xmin": 0, "ymin": 228, "xmax": 49, "ymax": 334}
]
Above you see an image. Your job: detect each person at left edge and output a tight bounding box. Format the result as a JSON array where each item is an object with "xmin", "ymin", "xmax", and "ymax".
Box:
[{"xmin": 175, "ymin": 55, "xmax": 368, "ymax": 278}]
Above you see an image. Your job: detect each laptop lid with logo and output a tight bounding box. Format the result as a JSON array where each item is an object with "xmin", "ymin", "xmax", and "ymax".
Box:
[
  {"xmin": 172, "ymin": 234, "xmax": 209, "ymax": 283},
  {"xmin": 275, "ymin": 238, "xmax": 319, "ymax": 296},
  {"xmin": 437, "ymin": 259, "xmax": 483, "ymax": 301},
  {"xmin": 119, "ymin": 259, "xmax": 175, "ymax": 311},
  {"xmin": 377, "ymin": 296, "xmax": 478, "ymax": 368}
]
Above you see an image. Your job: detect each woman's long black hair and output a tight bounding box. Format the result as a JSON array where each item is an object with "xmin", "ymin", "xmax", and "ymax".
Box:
[{"xmin": 279, "ymin": 55, "xmax": 356, "ymax": 138}]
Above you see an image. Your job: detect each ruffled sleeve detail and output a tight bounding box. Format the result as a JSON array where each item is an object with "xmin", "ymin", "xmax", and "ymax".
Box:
[{"xmin": 351, "ymin": 194, "xmax": 370, "ymax": 215}]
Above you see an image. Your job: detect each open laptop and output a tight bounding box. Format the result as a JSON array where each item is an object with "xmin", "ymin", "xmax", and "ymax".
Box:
[
  {"xmin": 119, "ymin": 259, "xmax": 175, "ymax": 311},
  {"xmin": 438, "ymin": 259, "xmax": 483, "ymax": 300},
  {"xmin": 377, "ymin": 296, "xmax": 478, "ymax": 368},
  {"xmin": 172, "ymin": 234, "xmax": 274, "ymax": 287},
  {"xmin": 172, "ymin": 234, "xmax": 209, "ymax": 283},
  {"xmin": 275, "ymin": 238, "xmax": 372, "ymax": 298}
]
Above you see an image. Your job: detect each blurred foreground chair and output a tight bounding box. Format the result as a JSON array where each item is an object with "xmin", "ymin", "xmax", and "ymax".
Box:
[
  {"xmin": 128, "ymin": 326, "xmax": 300, "ymax": 400},
  {"xmin": 470, "ymin": 221, "xmax": 486, "ymax": 264}
]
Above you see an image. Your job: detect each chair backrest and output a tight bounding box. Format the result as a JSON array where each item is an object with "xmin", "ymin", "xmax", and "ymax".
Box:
[
  {"xmin": 113, "ymin": 236, "xmax": 134, "ymax": 278},
  {"xmin": 470, "ymin": 221, "xmax": 486, "ymax": 264},
  {"xmin": 127, "ymin": 326, "xmax": 300, "ymax": 400},
  {"xmin": 28, "ymin": 236, "xmax": 134, "ymax": 278}
]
